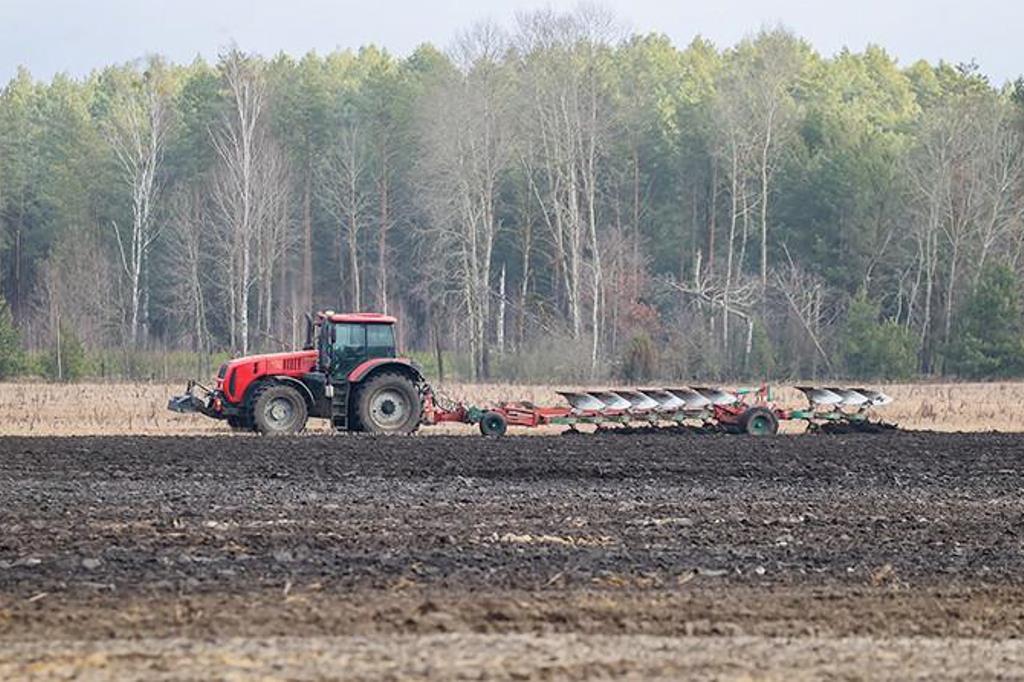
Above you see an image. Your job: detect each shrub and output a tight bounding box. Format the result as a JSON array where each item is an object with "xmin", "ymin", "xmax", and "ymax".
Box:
[
  {"xmin": 946, "ymin": 265, "xmax": 1024, "ymax": 379},
  {"xmin": 42, "ymin": 322, "xmax": 88, "ymax": 381},
  {"xmin": 620, "ymin": 333, "xmax": 658, "ymax": 382},
  {"xmin": 842, "ymin": 291, "xmax": 917, "ymax": 380},
  {"xmin": 0, "ymin": 296, "xmax": 24, "ymax": 378}
]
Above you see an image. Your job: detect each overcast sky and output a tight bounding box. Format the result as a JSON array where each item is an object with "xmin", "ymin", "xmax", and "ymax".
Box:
[{"xmin": 1, "ymin": 0, "xmax": 1020, "ymax": 85}]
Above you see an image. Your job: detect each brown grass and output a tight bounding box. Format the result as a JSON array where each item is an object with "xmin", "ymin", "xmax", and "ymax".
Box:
[{"xmin": 0, "ymin": 380, "xmax": 1016, "ymax": 436}]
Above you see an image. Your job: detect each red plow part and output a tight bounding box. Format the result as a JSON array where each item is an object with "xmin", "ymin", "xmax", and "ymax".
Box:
[{"xmin": 423, "ymin": 384, "xmax": 896, "ymax": 437}]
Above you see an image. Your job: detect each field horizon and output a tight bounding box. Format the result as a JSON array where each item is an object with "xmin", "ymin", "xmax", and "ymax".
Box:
[{"xmin": 0, "ymin": 379, "xmax": 1017, "ymax": 436}]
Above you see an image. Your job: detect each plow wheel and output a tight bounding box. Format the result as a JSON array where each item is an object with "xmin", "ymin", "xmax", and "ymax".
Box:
[
  {"xmin": 741, "ymin": 407, "xmax": 779, "ymax": 436},
  {"xmin": 252, "ymin": 384, "xmax": 308, "ymax": 435},
  {"xmin": 355, "ymin": 372, "xmax": 422, "ymax": 435},
  {"xmin": 479, "ymin": 411, "xmax": 508, "ymax": 437}
]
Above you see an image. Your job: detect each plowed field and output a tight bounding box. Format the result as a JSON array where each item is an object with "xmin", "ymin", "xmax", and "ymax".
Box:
[{"xmin": 1, "ymin": 432, "xmax": 1022, "ymax": 679}]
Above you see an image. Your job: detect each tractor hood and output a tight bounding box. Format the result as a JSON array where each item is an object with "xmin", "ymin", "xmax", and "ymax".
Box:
[
  {"xmin": 223, "ymin": 350, "xmax": 319, "ymax": 372},
  {"xmin": 218, "ymin": 350, "xmax": 319, "ymax": 404}
]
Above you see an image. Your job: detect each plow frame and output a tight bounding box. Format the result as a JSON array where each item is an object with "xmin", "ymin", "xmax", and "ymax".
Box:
[
  {"xmin": 421, "ymin": 383, "xmax": 893, "ymax": 436},
  {"xmin": 432, "ymin": 385, "xmax": 784, "ymax": 435}
]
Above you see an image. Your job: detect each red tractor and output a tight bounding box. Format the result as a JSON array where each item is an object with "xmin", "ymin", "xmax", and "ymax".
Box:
[{"xmin": 169, "ymin": 312, "xmax": 427, "ymax": 434}]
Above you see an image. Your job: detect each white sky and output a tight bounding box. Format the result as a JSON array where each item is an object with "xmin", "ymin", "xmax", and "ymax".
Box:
[{"xmin": 1, "ymin": 0, "xmax": 1020, "ymax": 85}]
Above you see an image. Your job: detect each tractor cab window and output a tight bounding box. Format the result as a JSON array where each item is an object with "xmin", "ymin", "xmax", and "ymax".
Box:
[
  {"xmin": 366, "ymin": 324, "xmax": 396, "ymax": 359},
  {"xmin": 331, "ymin": 323, "xmax": 366, "ymax": 377}
]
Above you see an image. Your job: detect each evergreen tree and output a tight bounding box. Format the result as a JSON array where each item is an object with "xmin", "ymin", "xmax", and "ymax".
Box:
[
  {"xmin": 0, "ymin": 295, "xmax": 23, "ymax": 378},
  {"xmin": 0, "ymin": 19, "xmax": 1022, "ymax": 382},
  {"xmin": 842, "ymin": 290, "xmax": 917, "ymax": 380},
  {"xmin": 947, "ymin": 265, "xmax": 1024, "ymax": 379},
  {"xmin": 43, "ymin": 321, "xmax": 87, "ymax": 382}
]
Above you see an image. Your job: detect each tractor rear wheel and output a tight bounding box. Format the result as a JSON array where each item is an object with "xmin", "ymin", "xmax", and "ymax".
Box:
[
  {"xmin": 252, "ymin": 384, "xmax": 308, "ymax": 435},
  {"xmin": 741, "ymin": 406, "xmax": 779, "ymax": 436},
  {"xmin": 354, "ymin": 372, "xmax": 422, "ymax": 434}
]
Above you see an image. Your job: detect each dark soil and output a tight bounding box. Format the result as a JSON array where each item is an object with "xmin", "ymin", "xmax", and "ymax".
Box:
[{"xmin": 1, "ymin": 431, "xmax": 1022, "ymax": 640}]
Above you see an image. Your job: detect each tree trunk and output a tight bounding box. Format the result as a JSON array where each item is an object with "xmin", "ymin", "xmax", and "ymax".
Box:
[
  {"xmin": 377, "ymin": 162, "xmax": 390, "ymax": 314},
  {"xmin": 707, "ymin": 161, "xmax": 717, "ymax": 277},
  {"xmin": 497, "ymin": 263, "xmax": 506, "ymax": 354},
  {"xmin": 302, "ymin": 167, "xmax": 313, "ymax": 314},
  {"xmin": 723, "ymin": 140, "xmax": 739, "ymax": 348},
  {"xmin": 760, "ymin": 124, "xmax": 772, "ymax": 293}
]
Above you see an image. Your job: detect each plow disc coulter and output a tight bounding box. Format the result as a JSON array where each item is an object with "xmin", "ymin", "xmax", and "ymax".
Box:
[{"xmin": 425, "ymin": 385, "xmax": 896, "ymax": 437}]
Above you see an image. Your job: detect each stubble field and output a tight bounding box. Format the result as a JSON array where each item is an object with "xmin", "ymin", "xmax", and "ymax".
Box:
[{"xmin": 0, "ymin": 379, "xmax": 1020, "ymax": 435}]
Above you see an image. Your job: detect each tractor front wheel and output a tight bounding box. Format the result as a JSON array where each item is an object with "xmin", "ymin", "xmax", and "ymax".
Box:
[
  {"xmin": 354, "ymin": 372, "xmax": 422, "ymax": 434},
  {"xmin": 252, "ymin": 384, "xmax": 309, "ymax": 435}
]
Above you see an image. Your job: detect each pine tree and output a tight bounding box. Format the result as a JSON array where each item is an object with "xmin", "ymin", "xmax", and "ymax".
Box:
[
  {"xmin": 0, "ymin": 295, "xmax": 23, "ymax": 378},
  {"xmin": 947, "ymin": 265, "xmax": 1024, "ymax": 379}
]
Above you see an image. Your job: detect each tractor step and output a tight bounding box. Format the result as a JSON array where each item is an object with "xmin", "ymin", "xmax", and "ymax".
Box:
[{"xmin": 331, "ymin": 382, "xmax": 350, "ymax": 431}]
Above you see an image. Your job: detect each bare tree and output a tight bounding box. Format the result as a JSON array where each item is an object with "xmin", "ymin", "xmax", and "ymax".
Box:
[
  {"xmin": 365, "ymin": 67, "xmax": 402, "ymax": 316},
  {"xmin": 164, "ymin": 188, "xmax": 209, "ymax": 354},
  {"xmin": 667, "ymin": 269, "xmax": 760, "ymax": 370},
  {"xmin": 907, "ymin": 91, "xmax": 1024, "ymax": 371},
  {"xmin": 102, "ymin": 58, "xmax": 172, "ymax": 347},
  {"xmin": 515, "ymin": 6, "xmax": 619, "ymax": 374},
  {"xmin": 252, "ymin": 140, "xmax": 295, "ymax": 346},
  {"xmin": 32, "ymin": 232, "xmax": 120, "ymax": 373},
  {"xmin": 971, "ymin": 97, "xmax": 1024, "ymax": 285},
  {"xmin": 211, "ymin": 48, "xmax": 286, "ymax": 355},
  {"xmin": 419, "ymin": 22, "xmax": 515, "ymax": 378},
  {"xmin": 717, "ymin": 30, "xmax": 802, "ymax": 293},
  {"xmin": 320, "ymin": 113, "xmax": 372, "ymax": 310},
  {"xmin": 712, "ymin": 70, "xmax": 758, "ymax": 350}
]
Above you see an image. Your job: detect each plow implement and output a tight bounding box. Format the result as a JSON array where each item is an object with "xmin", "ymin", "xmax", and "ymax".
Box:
[{"xmin": 423, "ymin": 385, "xmax": 896, "ymax": 437}]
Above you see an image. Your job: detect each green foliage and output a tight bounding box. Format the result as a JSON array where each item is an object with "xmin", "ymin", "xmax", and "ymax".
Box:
[
  {"xmin": 0, "ymin": 296, "xmax": 24, "ymax": 378},
  {"xmin": 1011, "ymin": 77, "xmax": 1024, "ymax": 111},
  {"xmin": 946, "ymin": 265, "xmax": 1024, "ymax": 379},
  {"xmin": 0, "ymin": 18, "xmax": 1022, "ymax": 385},
  {"xmin": 842, "ymin": 291, "xmax": 918, "ymax": 380},
  {"xmin": 747, "ymin": 319, "xmax": 775, "ymax": 378},
  {"xmin": 42, "ymin": 322, "xmax": 88, "ymax": 382}
]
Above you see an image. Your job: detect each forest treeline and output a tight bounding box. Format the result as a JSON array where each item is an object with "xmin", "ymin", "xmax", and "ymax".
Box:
[{"xmin": 1, "ymin": 7, "xmax": 1023, "ymax": 382}]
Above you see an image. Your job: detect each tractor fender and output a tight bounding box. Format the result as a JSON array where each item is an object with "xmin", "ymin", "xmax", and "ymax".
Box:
[
  {"xmin": 245, "ymin": 375, "xmax": 317, "ymax": 409},
  {"xmin": 348, "ymin": 358, "xmax": 425, "ymax": 385}
]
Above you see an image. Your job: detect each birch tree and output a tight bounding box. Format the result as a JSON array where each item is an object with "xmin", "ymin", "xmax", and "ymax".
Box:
[
  {"xmin": 907, "ymin": 89, "xmax": 1024, "ymax": 371},
  {"xmin": 320, "ymin": 111, "xmax": 372, "ymax": 311},
  {"xmin": 711, "ymin": 69, "xmax": 758, "ymax": 351},
  {"xmin": 515, "ymin": 6, "xmax": 618, "ymax": 373},
  {"xmin": 252, "ymin": 140, "xmax": 294, "ymax": 345},
  {"xmin": 419, "ymin": 22, "xmax": 514, "ymax": 378},
  {"xmin": 101, "ymin": 59, "xmax": 172, "ymax": 347},
  {"xmin": 211, "ymin": 49, "xmax": 271, "ymax": 355},
  {"xmin": 721, "ymin": 30, "xmax": 803, "ymax": 293},
  {"xmin": 164, "ymin": 188, "xmax": 209, "ymax": 355}
]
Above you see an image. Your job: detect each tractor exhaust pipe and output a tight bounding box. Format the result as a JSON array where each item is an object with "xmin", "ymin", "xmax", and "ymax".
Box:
[{"xmin": 302, "ymin": 313, "xmax": 314, "ymax": 351}]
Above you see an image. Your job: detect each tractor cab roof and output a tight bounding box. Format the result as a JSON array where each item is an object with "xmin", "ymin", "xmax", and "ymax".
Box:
[{"xmin": 319, "ymin": 311, "xmax": 396, "ymax": 325}]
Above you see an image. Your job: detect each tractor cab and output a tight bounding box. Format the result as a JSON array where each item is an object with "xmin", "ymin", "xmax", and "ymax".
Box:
[{"xmin": 312, "ymin": 311, "xmax": 398, "ymax": 379}]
